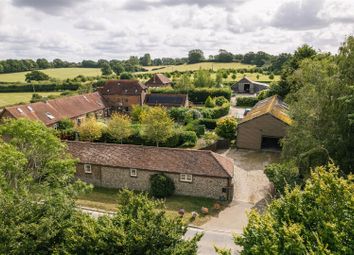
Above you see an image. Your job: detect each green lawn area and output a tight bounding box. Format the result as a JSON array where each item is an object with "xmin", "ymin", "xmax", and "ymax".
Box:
[
  {"xmin": 0, "ymin": 92, "xmax": 62, "ymax": 108},
  {"xmin": 0, "ymin": 68, "xmax": 102, "ymax": 82},
  {"xmin": 138, "ymin": 62, "xmax": 255, "ymax": 74},
  {"xmin": 77, "ymin": 187, "xmax": 226, "ymax": 225}
]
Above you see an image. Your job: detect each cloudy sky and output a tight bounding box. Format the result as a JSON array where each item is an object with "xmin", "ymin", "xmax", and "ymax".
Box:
[{"xmin": 0, "ymin": 0, "xmax": 353, "ymax": 61}]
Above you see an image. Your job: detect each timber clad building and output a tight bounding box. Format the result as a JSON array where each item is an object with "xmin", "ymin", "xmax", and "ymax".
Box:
[
  {"xmin": 232, "ymin": 77, "xmax": 269, "ymax": 94},
  {"xmin": 145, "ymin": 73, "xmax": 172, "ymax": 87},
  {"xmin": 237, "ymin": 95, "xmax": 291, "ymax": 150},
  {"xmin": 67, "ymin": 141, "xmax": 234, "ymax": 200}
]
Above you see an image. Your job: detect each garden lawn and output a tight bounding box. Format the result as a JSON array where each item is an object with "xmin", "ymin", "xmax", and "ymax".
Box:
[
  {"xmin": 0, "ymin": 68, "xmax": 102, "ymax": 82},
  {"xmin": 137, "ymin": 62, "xmax": 255, "ymax": 74},
  {"xmin": 77, "ymin": 187, "xmax": 225, "ymax": 225},
  {"xmin": 0, "ymin": 92, "xmax": 62, "ymax": 108}
]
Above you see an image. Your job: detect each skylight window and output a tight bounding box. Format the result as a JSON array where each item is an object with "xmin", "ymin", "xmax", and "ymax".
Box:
[
  {"xmin": 45, "ymin": 112, "xmax": 55, "ymax": 120},
  {"xmin": 17, "ymin": 108, "xmax": 23, "ymax": 113},
  {"xmin": 83, "ymin": 95, "xmax": 89, "ymax": 102},
  {"xmin": 27, "ymin": 106, "xmax": 34, "ymax": 112}
]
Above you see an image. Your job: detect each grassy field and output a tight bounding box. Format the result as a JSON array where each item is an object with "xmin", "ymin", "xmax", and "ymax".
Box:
[
  {"xmin": 139, "ymin": 62, "xmax": 255, "ymax": 74},
  {"xmin": 0, "ymin": 68, "xmax": 102, "ymax": 82},
  {"xmin": 77, "ymin": 187, "xmax": 226, "ymax": 225},
  {"xmin": 0, "ymin": 92, "xmax": 62, "ymax": 107}
]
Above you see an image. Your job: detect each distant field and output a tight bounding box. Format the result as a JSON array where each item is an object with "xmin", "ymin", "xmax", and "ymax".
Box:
[
  {"xmin": 0, "ymin": 92, "xmax": 61, "ymax": 108},
  {"xmin": 138, "ymin": 62, "xmax": 255, "ymax": 74},
  {"xmin": 0, "ymin": 68, "xmax": 102, "ymax": 82}
]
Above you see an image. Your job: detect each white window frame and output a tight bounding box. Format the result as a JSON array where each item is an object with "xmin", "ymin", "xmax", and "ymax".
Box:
[
  {"xmin": 130, "ymin": 168, "xmax": 137, "ymax": 177},
  {"xmin": 180, "ymin": 174, "xmax": 193, "ymax": 183},
  {"xmin": 84, "ymin": 164, "xmax": 92, "ymax": 174}
]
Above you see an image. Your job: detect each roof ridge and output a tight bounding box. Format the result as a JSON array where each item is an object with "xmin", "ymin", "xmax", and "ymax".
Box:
[{"xmin": 210, "ymin": 152, "xmax": 234, "ymax": 177}]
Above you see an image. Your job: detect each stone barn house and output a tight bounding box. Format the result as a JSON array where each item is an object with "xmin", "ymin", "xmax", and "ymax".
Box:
[
  {"xmin": 67, "ymin": 141, "xmax": 234, "ymax": 200},
  {"xmin": 0, "ymin": 92, "xmax": 108, "ymax": 128},
  {"xmin": 236, "ymin": 95, "xmax": 291, "ymax": 150},
  {"xmin": 145, "ymin": 73, "xmax": 172, "ymax": 87},
  {"xmin": 232, "ymin": 77, "xmax": 269, "ymax": 94}
]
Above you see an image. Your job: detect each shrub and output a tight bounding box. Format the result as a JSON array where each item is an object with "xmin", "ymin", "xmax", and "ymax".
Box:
[
  {"xmin": 76, "ymin": 118, "xmax": 104, "ymax": 142},
  {"xmin": 168, "ymin": 107, "xmax": 190, "ymax": 123},
  {"xmin": 215, "ymin": 116, "xmax": 237, "ymax": 140},
  {"xmin": 120, "ymin": 72, "xmax": 133, "ymax": 79},
  {"xmin": 211, "ymin": 103, "xmax": 230, "ymax": 118},
  {"xmin": 236, "ymin": 97, "xmax": 259, "ymax": 107},
  {"xmin": 57, "ymin": 118, "xmax": 74, "ymax": 130},
  {"xmin": 257, "ymin": 90, "xmax": 270, "ymax": 100},
  {"xmin": 199, "ymin": 118, "xmax": 217, "ymax": 129},
  {"xmin": 185, "ymin": 120, "xmax": 205, "ymax": 137},
  {"xmin": 205, "ymin": 96, "xmax": 216, "ymax": 108},
  {"xmin": 150, "ymin": 174, "xmax": 175, "ymax": 198},
  {"xmin": 214, "ymin": 96, "xmax": 228, "ymax": 106},
  {"xmin": 179, "ymin": 130, "xmax": 198, "ymax": 146}
]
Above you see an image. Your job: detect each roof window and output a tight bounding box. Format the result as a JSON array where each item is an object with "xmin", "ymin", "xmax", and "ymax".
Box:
[
  {"xmin": 27, "ymin": 106, "xmax": 34, "ymax": 112},
  {"xmin": 17, "ymin": 108, "xmax": 24, "ymax": 113},
  {"xmin": 45, "ymin": 112, "xmax": 55, "ymax": 120}
]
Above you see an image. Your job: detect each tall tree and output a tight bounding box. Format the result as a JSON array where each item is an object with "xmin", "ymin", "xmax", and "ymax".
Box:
[
  {"xmin": 193, "ymin": 69, "xmax": 214, "ymax": 87},
  {"xmin": 140, "ymin": 53, "xmax": 152, "ymax": 66},
  {"xmin": 188, "ymin": 49, "xmax": 205, "ymax": 64},
  {"xmin": 25, "ymin": 70, "xmax": 50, "ymax": 82},
  {"xmin": 140, "ymin": 106, "xmax": 174, "ymax": 146},
  {"xmin": 174, "ymin": 73, "xmax": 194, "ymax": 91},
  {"xmin": 107, "ymin": 113, "xmax": 133, "ymax": 143},
  {"xmin": 220, "ymin": 164, "xmax": 354, "ymax": 255}
]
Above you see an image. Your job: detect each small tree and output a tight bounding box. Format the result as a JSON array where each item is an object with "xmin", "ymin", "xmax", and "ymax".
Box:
[
  {"xmin": 77, "ymin": 117, "xmax": 103, "ymax": 141},
  {"xmin": 25, "ymin": 70, "xmax": 50, "ymax": 82},
  {"xmin": 269, "ymin": 73, "xmax": 274, "ymax": 80},
  {"xmin": 140, "ymin": 106, "xmax": 174, "ymax": 146},
  {"xmin": 215, "ymin": 72, "xmax": 223, "ymax": 88},
  {"xmin": 174, "ymin": 73, "xmax": 194, "ymax": 91},
  {"xmin": 194, "ymin": 69, "xmax": 214, "ymax": 87},
  {"xmin": 57, "ymin": 118, "xmax": 74, "ymax": 130},
  {"xmin": 150, "ymin": 174, "xmax": 175, "ymax": 198},
  {"xmin": 120, "ymin": 72, "xmax": 133, "ymax": 79},
  {"xmin": 231, "ymin": 74, "xmax": 237, "ymax": 80},
  {"xmin": 101, "ymin": 63, "xmax": 112, "ymax": 76},
  {"xmin": 215, "ymin": 96, "xmax": 228, "ymax": 106},
  {"xmin": 107, "ymin": 113, "xmax": 132, "ymax": 143},
  {"xmin": 131, "ymin": 105, "xmax": 149, "ymax": 122},
  {"xmin": 215, "ymin": 117, "xmax": 237, "ymax": 140},
  {"xmin": 256, "ymin": 74, "xmax": 260, "ymax": 80},
  {"xmin": 205, "ymin": 96, "xmax": 216, "ymax": 108}
]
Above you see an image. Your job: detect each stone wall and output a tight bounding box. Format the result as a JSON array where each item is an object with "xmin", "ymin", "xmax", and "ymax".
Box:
[{"xmin": 76, "ymin": 163, "xmax": 231, "ymax": 200}]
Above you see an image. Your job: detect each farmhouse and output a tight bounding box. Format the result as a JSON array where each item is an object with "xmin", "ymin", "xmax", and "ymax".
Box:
[
  {"xmin": 67, "ymin": 141, "xmax": 234, "ymax": 200},
  {"xmin": 236, "ymin": 95, "xmax": 291, "ymax": 150},
  {"xmin": 99, "ymin": 79, "xmax": 147, "ymax": 113},
  {"xmin": 0, "ymin": 92, "xmax": 108, "ymax": 127},
  {"xmin": 144, "ymin": 93, "xmax": 188, "ymax": 108},
  {"xmin": 145, "ymin": 73, "xmax": 172, "ymax": 87},
  {"xmin": 232, "ymin": 77, "xmax": 269, "ymax": 94}
]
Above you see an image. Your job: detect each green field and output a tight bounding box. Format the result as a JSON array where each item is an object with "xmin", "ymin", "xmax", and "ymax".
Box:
[
  {"xmin": 0, "ymin": 68, "xmax": 102, "ymax": 82},
  {"xmin": 0, "ymin": 92, "xmax": 62, "ymax": 108},
  {"xmin": 139, "ymin": 62, "xmax": 255, "ymax": 74}
]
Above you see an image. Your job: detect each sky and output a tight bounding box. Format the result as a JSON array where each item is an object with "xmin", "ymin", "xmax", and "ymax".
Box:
[{"xmin": 0, "ymin": 0, "xmax": 353, "ymax": 61}]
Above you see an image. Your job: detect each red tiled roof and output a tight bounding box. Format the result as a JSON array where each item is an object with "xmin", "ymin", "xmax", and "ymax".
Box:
[
  {"xmin": 67, "ymin": 141, "xmax": 234, "ymax": 178},
  {"xmin": 145, "ymin": 74, "xmax": 171, "ymax": 87},
  {"xmin": 3, "ymin": 92, "xmax": 107, "ymax": 126},
  {"xmin": 100, "ymin": 79, "xmax": 147, "ymax": 95}
]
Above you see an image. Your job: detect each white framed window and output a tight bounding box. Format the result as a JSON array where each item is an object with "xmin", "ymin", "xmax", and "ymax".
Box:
[
  {"xmin": 180, "ymin": 174, "xmax": 193, "ymax": 183},
  {"xmin": 130, "ymin": 168, "xmax": 137, "ymax": 177},
  {"xmin": 84, "ymin": 164, "xmax": 92, "ymax": 174}
]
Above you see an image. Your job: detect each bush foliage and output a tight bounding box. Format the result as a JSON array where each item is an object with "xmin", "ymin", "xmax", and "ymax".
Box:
[{"xmin": 150, "ymin": 174, "xmax": 175, "ymax": 198}]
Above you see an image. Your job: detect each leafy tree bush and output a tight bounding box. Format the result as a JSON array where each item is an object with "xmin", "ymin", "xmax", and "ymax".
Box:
[
  {"xmin": 188, "ymin": 49, "xmax": 204, "ymax": 64},
  {"xmin": 185, "ymin": 120, "xmax": 205, "ymax": 137},
  {"xmin": 198, "ymin": 118, "xmax": 217, "ymax": 129},
  {"xmin": 131, "ymin": 105, "xmax": 149, "ymax": 122},
  {"xmin": 120, "ymin": 72, "xmax": 133, "ymax": 79},
  {"xmin": 140, "ymin": 106, "xmax": 174, "ymax": 146},
  {"xmin": 210, "ymin": 103, "xmax": 230, "ymax": 118},
  {"xmin": 264, "ymin": 162, "xmax": 300, "ymax": 195},
  {"xmin": 150, "ymin": 174, "xmax": 175, "ymax": 198},
  {"xmin": 215, "ymin": 117, "xmax": 237, "ymax": 140},
  {"xmin": 215, "ymin": 96, "xmax": 228, "ymax": 106},
  {"xmin": 205, "ymin": 96, "xmax": 216, "ymax": 108},
  {"xmin": 179, "ymin": 130, "xmax": 198, "ymax": 146},
  {"xmin": 222, "ymin": 164, "xmax": 354, "ymax": 255},
  {"xmin": 168, "ymin": 107, "xmax": 190, "ymax": 123},
  {"xmin": 107, "ymin": 113, "xmax": 133, "ymax": 143},
  {"xmin": 101, "ymin": 63, "xmax": 113, "ymax": 75},
  {"xmin": 194, "ymin": 69, "xmax": 215, "ymax": 88},
  {"xmin": 236, "ymin": 97, "xmax": 259, "ymax": 107},
  {"xmin": 269, "ymin": 73, "xmax": 274, "ymax": 80},
  {"xmin": 77, "ymin": 117, "xmax": 104, "ymax": 141},
  {"xmin": 174, "ymin": 73, "xmax": 194, "ymax": 91},
  {"xmin": 25, "ymin": 70, "xmax": 50, "ymax": 82},
  {"xmin": 57, "ymin": 118, "xmax": 74, "ymax": 130}
]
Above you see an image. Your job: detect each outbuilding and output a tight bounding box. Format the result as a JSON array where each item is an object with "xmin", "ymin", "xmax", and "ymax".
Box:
[
  {"xmin": 236, "ymin": 95, "xmax": 291, "ymax": 150},
  {"xmin": 232, "ymin": 77, "xmax": 269, "ymax": 94}
]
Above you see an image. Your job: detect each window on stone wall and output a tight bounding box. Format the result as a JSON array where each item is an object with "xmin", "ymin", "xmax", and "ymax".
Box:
[
  {"xmin": 130, "ymin": 168, "xmax": 137, "ymax": 177},
  {"xmin": 84, "ymin": 164, "xmax": 92, "ymax": 174},
  {"xmin": 180, "ymin": 174, "xmax": 192, "ymax": 183}
]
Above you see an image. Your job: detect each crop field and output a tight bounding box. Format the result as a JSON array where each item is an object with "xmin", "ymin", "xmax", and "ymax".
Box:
[
  {"xmin": 139, "ymin": 62, "xmax": 255, "ymax": 74},
  {"xmin": 0, "ymin": 68, "xmax": 102, "ymax": 82},
  {"xmin": 0, "ymin": 92, "xmax": 62, "ymax": 108}
]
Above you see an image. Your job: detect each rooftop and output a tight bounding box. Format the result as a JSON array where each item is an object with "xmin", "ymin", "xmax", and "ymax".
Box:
[
  {"xmin": 100, "ymin": 79, "xmax": 147, "ymax": 95},
  {"xmin": 67, "ymin": 141, "xmax": 234, "ymax": 178},
  {"xmin": 144, "ymin": 93, "xmax": 187, "ymax": 107}
]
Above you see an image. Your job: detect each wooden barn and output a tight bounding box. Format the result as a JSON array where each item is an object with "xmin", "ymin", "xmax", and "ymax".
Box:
[
  {"xmin": 232, "ymin": 77, "xmax": 269, "ymax": 94},
  {"xmin": 236, "ymin": 95, "xmax": 291, "ymax": 150}
]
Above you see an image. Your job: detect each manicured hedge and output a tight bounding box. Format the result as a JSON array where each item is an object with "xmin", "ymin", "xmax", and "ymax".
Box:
[
  {"xmin": 198, "ymin": 118, "xmax": 217, "ymax": 129},
  {"xmin": 149, "ymin": 87, "xmax": 232, "ymax": 103},
  {"xmin": 0, "ymin": 82, "xmax": 80, "ymax": 92},
  {"xmin": 236, "ymin": 97, "xmax": 259, "ymax": 107}
]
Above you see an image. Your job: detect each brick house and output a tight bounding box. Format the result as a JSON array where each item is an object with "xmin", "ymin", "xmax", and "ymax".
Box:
[
  {"xmin": 67, "ymin": 141, "xmax": 234, "ymax": 200},
  {"xmin": 0, "ymin": 92, "xmax": 108, "ymax": 127},
  {"xmin": 99, "ymin": 80, "xmax": 147, "ymax": 113},
  {"xmin": 145, "ymin": 73, "xmax": 172, "ymax": 88},
  {"xmin": 144, "ymin": 93, "xmax": 189, "ymax": 108}
]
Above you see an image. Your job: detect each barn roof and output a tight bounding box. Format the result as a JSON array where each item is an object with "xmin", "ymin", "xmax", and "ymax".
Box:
[
  {"xmin": 99, "ymin": 79, "xmax": 147, "ymax": 95},
  {"xmin": 2, "ymin": 92, "xmax": 106, "ymax": 126},
  {"xmin": 144, "ymin": 93, "xmax": 187, "ymax": 107},
  {"xmin": 239, "ymin": 95, "xmax": 292, "ymax": 125},
  {"xmin": 235, "ymin": 77, "xmax": 269, "ymax": 87},
  {"xmin": 67, "ymin": 141, "xmax": 234, "ymax": 178},
  {"xmin": 145, "ymin": 73, "xmax": 171, "ymax": 87}
]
